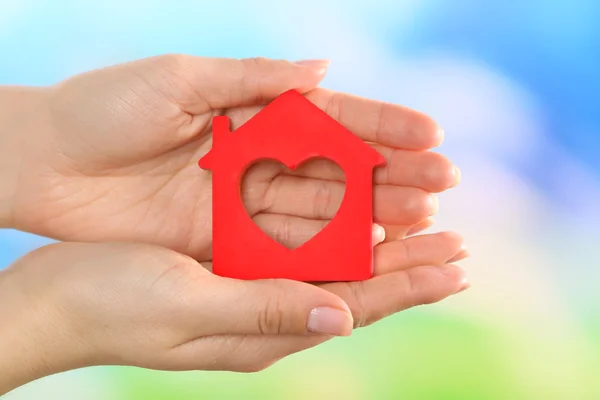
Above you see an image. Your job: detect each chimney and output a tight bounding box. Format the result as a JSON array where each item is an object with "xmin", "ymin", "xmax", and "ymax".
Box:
[{"xmin": 212, "ymin": 115, "xmax": 231, "ymax": 138}]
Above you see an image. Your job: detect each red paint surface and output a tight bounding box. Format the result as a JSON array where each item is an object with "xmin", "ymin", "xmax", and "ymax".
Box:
[{"xmin": 199, "ymin": 90, "xmax": 385, "ymax": 281}]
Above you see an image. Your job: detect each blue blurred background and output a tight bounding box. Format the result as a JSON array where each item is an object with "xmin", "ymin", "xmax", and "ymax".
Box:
[{"xmin": 1, "ymin": 0, "xmax": 599, "ymax": 398}]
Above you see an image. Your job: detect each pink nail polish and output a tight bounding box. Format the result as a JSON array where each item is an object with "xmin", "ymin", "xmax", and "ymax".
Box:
[{"xmin": 307, "ymin": 307, "xmax": 353, "ymax": 336}]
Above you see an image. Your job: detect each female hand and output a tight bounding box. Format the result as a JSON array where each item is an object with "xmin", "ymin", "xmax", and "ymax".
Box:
[
  {"xmin": 4, "ymin": 55, "xmax": 460, "ymax": 262},
  {"xmin": 0, "ymin": 238, "xmax": 466, "ymax": 395}
]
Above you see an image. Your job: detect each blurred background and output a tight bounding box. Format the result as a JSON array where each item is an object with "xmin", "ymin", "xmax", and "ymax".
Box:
[{"xmin": 1, "ymin": 0, "xmax": 599, "ymax": 398}]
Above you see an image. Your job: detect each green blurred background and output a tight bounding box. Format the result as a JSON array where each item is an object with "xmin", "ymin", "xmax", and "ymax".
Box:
[{"xmin": 1, "ymin": 0, "xmax": 599, "ymax": 398}]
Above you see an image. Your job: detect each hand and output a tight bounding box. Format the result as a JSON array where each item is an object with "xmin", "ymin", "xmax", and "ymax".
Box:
[
  {"xmin": 7, "ymin": 55, "xmax": 460, "ymax": 263},
  {"xmin": 0, "ymin": 237, "xmax": 466, "ymax": 395}
]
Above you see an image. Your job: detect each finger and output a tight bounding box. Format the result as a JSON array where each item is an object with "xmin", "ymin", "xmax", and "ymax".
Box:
[
  {"xmin": 225, "ymin": 104, "xmax": 268, "ymax": 130},
  {"xmin": 199, "ymin": 222, "xmax": 384, "ymax": 274},
  {"xmin": 381, "ymin": 217, "xmax": 436, "ymax": 243},
  {"xmin": 406, "ymin": 217, "xmax": 435, "ymax": 236},
  {"xmin": 260, "ymin": 175, "xmax": 436, "ymax": 224},
  {"xmin": 195, "ymin": 276, "xmax": 354, "ymax": 337},
  {"xmin": 252, "ymin": 213, "xmax": 386, "ymax": 250},
  {"xmin": 380, "ymin": 224, "xmax": 413, "ymax": 243},
  {"xmin": 373, "ymin": 231, "xmax": 465, "ymax": 276},
  {"xmin": 158, "ymin": 55, "xmax": 330, "ymax": 113},
  {"xmin": 201, "ymin": 230, "xmax": 464, "ymax": 276},
  {"xmin": 373, "ymin": 146, "xmax": 459, "ymax": 192},
  {"xmin": 225, "ymin": 105, "xmax": 458, "ymax": 192},
  {"xmin": 224, "ymin": 89, "xmax": 442, "ymax": 150},
  {"xmin": 170, "ymin": 334, "xmax": 329, "ymax": 372},
  {"xmin": 252, "ymin": 214, "xmax": 329, "ymax": 249},
  {"xmin": 447, "ymin": 249, "xmax": 470, "ymax": 263},
  {"xmin": 277, "ymin": 147, "xmax": 458, "ymax": 193},
  {"xmin": 304, "ymin": 88, "xmax": 443, "ymax": 150},
  {"xmin": 321, "ymin": 264, "xmax": 469, "ymax": 328}
]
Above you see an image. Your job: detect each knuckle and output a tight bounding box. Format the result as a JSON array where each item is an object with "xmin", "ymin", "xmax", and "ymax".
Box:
[
  {"xmin": 313, "ymin": 181, "xmax": 334, "ymax": 218},
  {"xmin": 241, "ymin": 56, "xmax": 287, "ymax": 70},
  {"xmin": 398, "ymin": 239, "xmax": 414, "ymax": 266},
  {"xmin": 373, "ymin": 102, "xmax": 386, "ymax": 144},
  {"xmin": 367, "ymin": 270, "xmax": 417, "ymax": 318},
  {"xmin": 324, "ymin": 92, "xmax": 343, "ymax": 121},
  {"xmin": 257, "ymin": 283, "xmax": 285, "ymax": 334},
  {"xmin": 242, "ymin": 56, "xmax": 269, "ymax": 67},
  {"xmin": 395, "ymin": 269, "xmax": 421, "ymax": 310},
  {"xmin": 379, "ymin": 148, "xmax": 394, "ymax": 183},
  {"xmin": 237, "ymin": 57, "xmax": 263, "ymax": 102},
  {"xmin": 349, "ymin": 282, "xmax": 370, "ymax": 328},
  {"xmin": 274, "ymin": 216, "xmax": 292, "ymax": 247}
]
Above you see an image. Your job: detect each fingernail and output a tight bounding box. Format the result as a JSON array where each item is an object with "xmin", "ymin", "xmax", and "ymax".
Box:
[
  {"xmin": 406, "ymin": 218, "xmax": 434, "ymax": 236},
  {"xmin": 294, "ymin": 59, "xmax": 330, "ymax": 74},
  {"xmin": 372, "ymin": 224, "xmax": 386, "ymax": 245},
  {"xmin": 307, "ymin": 307, "xmax": 353, "ymax": 336},
  {"xmin": 447, "ymin": 250, "xmax": 469, "ymax": 263},
  {"xmin": 429, "ymin": 195, "xmax": 439, "ymax": 216},
  {"xmin": 451, "ymin": 166, "xmax": 462, "ymax": 188},
  {"xmin": 434, "ymin": 127, "xmax": 445, "ymax": 147},
  {"xmin": 456, "ymin": 277, "xmax": 471, "ymax": 293},
  {"xmin": 447, "ymin": 243, "xmax": 469, "ymax": 263},
  {"xmin": 295, "ymin": 59, "xmax": 330, "ymax": 66}
]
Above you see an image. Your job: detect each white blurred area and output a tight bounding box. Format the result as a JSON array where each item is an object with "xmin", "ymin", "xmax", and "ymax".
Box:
[{"xmin": 249, "ymin": 1, "xmax": 599, "ymax": 390}]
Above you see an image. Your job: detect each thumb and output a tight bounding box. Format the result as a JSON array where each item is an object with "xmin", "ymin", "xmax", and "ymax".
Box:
[
  {"xmin": 196, "ymin": 276, "xmax": 354, "ymax": 337},
  {"xmin": 155, "ymin": 55, "xmax": 330, "ymax": 112}
]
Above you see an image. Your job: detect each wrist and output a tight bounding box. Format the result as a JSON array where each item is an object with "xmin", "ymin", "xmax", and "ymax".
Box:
[
  {"xmin": 0, "ymin": 252, "xmax": 94, "ymax": 395},
  {"xmin": 0, "ymin": 87, "xmax": 53, "ymax": 229}
]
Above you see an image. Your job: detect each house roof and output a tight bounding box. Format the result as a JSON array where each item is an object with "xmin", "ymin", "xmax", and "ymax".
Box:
[{"xmin": 199, "ymin": 89, "xmax": 385, "ymax": 169}]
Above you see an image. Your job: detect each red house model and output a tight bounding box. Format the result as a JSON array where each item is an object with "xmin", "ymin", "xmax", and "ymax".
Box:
[{"xmin": 199, "ymin": 89, "xmax": 385, "ymax": 281}]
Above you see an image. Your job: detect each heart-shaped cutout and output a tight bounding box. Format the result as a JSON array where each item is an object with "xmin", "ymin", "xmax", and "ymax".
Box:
[{"xmin": 241, "ymin": 157, "xmax": 346, "ymax": 250}]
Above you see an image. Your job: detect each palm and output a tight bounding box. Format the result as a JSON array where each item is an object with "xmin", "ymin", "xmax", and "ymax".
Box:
[{"xmin": 14, "ymin": 55, "xmax": 459, "ymax": 267}]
